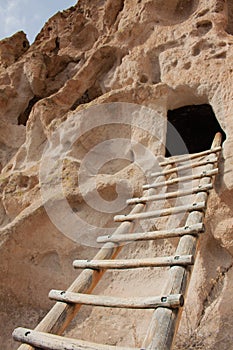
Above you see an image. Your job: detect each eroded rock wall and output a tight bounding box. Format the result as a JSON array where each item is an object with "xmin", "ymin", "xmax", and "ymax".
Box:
[{"xmin": 0, "ymin": 0, "xmax": 233, "ymax": 349}]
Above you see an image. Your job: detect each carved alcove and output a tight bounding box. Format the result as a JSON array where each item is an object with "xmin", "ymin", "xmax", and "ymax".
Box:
[{"xmin": 165, "ymin": 104, "xmax": 226, "ymax": 156}]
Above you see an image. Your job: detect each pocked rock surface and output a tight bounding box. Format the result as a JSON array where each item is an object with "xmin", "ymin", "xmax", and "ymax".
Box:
[{"xmin": 0, "ymin": 1, "xmax": 233, "ymax": 349}]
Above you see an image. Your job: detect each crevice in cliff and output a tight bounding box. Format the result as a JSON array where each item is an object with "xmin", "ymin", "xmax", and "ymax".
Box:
[
  {"xmin": 165, "ymin": 104, "xmax": 226, "ymax": 156},
  {"xmin": 71, "ymin": 82, "xmax": 103, "ymax": 111},
  {"xmin": 18, "ymin": 97, "xmax": 40, "ymax": 126},
  {"xmin": 226, "ymin": 0, "xmax": 233, "ymax": 35},
  {"xmin": 54, "ymin": 37, "xmax": 60, "ymax": 54},
  {"xmin": 103, "ymin": 0, "xmax": 125, "ymax": 28},
  {"xmin": 197, "ymin": 263, "xmax": 233, "ymax": 328},
  {"xmin": 70, "ymin": 46, "xmax": 119, "ymax": 110}
]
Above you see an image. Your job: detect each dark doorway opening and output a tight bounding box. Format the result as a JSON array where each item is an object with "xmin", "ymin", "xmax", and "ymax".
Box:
[{"xmin": 165, "ymin": 104, "xmax": 226, "ymax": 156}]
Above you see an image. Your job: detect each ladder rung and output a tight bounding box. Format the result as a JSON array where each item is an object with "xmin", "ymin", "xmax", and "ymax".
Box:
[
  {"xmin": 49, "ymin": 291, "xmax": 184, "ymax": 309},
  {"xmin": 114, "ymin": 201, "xmax": 206, "ymax": 222},
  {"xmin": 97, "ymin": 223, "xmax": 205, "ymax": 244},
  {"xmin": 13, "ymin": 328, "xmax": 138, "ymax": 350},
  {"xmin": 150, "ymin": 157, "xmax": 217, "ymax": 177},
  {"xmin": 73, "ymin": 254, "xmax": 194, "ymax": 270},
  {"xmin": 126, "ymin": 183, "xmax": 213, "ymax": 205},
  {"xmin": 142, "ymin": 168, "xmax": 218, "ymax": 190},
  {"xmin": 159, "ymin": 146, "xmax": 221, "ymax": 166}
]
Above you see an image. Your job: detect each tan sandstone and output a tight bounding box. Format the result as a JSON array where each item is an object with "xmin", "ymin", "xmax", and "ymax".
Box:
[{"xmin": 0, "ymin": 1, "xmax": 233, "ymax": 349}]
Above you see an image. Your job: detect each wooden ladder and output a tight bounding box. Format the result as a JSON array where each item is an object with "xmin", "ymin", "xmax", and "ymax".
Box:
[{"xmin": 12, "ymin": 132, "xmax": 222, "ymax": 350}]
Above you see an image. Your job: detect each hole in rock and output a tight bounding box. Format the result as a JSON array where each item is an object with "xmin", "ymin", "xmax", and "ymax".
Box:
[
  {"xmin": 140, "ymin": 74, "xmax": 149, "ymax": 83},
  {"xmin": 196, "ymin": 20, "xmax": 213, "ymax": 35},
  {"xmin": 165, "ymin": 104, "xmax": 226, "ymax": 156},
  {"xmin": 71, "ymin": 83, "xmax": 103, "ymax": 111},
  {"xmin": 23, "ymin": 40, "xmax": 28, "ymax": 49},
  {"xmin": 18, "ymin": 96, "xmax": 40, "ymax": 126}
]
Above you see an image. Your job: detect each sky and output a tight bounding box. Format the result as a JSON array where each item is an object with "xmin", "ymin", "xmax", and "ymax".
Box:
[{"xmin": 0, "ymin": 0, "xmax": 77, "ymax": 43}]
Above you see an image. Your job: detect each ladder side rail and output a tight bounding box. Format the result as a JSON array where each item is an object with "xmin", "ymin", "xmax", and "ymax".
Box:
[
  {"xmin": 143, "ymin": 132, "xmax": 222, "ymax": 350},
  {"xmin": 15, "ymin": 134, "xmax": 222, "ymax": 350}
]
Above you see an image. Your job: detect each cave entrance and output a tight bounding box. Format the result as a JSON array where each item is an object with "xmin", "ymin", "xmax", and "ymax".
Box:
[{"xmin": 165, "ymin": 104, "xmax": 226, "ymax": 157}]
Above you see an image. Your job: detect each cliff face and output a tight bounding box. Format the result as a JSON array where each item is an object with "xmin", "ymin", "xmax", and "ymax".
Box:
[{"xmin": 0, "ymin": 1, "xmax": 233, "ymax": 349}]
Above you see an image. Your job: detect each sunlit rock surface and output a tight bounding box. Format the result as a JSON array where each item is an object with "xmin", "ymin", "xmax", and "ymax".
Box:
[{"xmin": 0, "ymin": 1, "xmax": 233, "ymax": 349}]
